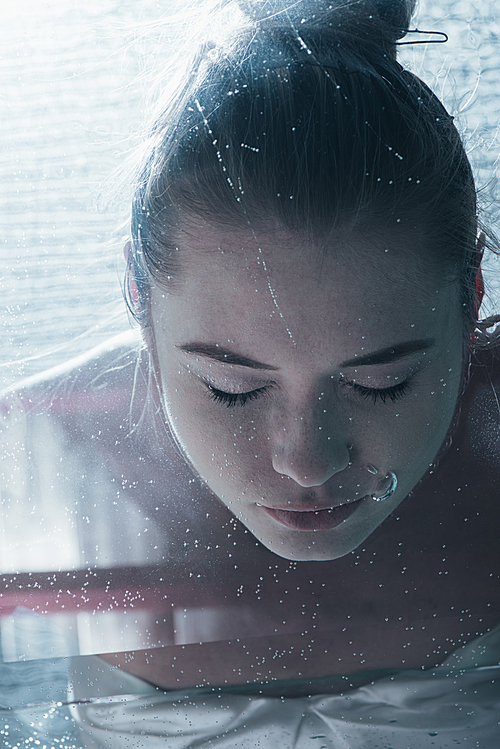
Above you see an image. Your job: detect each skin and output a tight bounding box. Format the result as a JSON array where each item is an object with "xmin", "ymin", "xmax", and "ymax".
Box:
[{"xmin": 149, "ymin": 216, "xmax": 465, "ymax": 562}]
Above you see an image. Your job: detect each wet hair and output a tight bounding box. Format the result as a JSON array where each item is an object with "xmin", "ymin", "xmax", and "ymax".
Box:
[{"xmin": 127, "ymin": 0, "xmax": 480, "ymax": 338}]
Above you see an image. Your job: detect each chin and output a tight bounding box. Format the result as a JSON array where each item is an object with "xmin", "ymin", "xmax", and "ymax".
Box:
[
  {"xmin": 231, "ymin": 502, "xmax": 375, "ymax": 561},
  {"xmin": 265, "ymin": 545, "xmax": 351, "ymax": 562},
  {"xmin": 245, "ymin": 524, "xmax": 366, "ymax": 562}
]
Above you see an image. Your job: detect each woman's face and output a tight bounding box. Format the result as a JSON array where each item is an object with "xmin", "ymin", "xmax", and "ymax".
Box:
[{"xmin": 149, "ymin": 218, "xmax": 464, "ymax": 561}]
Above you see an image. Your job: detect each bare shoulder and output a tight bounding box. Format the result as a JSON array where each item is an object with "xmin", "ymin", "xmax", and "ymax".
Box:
[
  {"xmin": 1, "ymin": 331, "xmax": 142, "ymax": 407},
  {"xmin": 0, "ymin": 331, "xmax": 148, "ymax": 442},
  {"xmin": 0, "ymin": 330, "xmax": 159, "ymax": 474}
]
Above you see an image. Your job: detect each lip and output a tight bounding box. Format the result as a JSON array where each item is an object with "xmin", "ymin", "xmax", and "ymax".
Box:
[{"xmin": 262, "ymin": 497, "xmax": 366, "ymax": 531}]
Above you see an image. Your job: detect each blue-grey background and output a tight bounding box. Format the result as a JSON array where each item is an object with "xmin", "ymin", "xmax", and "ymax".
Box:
[{"xmin": 2, "ymin": 0, "xmax": 500, "ymax": 387}]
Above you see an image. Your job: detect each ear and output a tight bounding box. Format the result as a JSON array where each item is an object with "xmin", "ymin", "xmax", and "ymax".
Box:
[
  {"xmin": 123, "ymin": 238, "xmax": 132, "ymax": 262},
  {"xmin": 476, "ymin": 231, "xmax": 486, "ymax": 260},
  {"xmin": 474, "ymin": 232, "xmax": 485, "ymax": 318},
  {"xmin": 124, "ymin": 239, "xmax": 141, "ymax": 308}
]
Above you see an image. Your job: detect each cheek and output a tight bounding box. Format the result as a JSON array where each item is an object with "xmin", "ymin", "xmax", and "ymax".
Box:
[
  {"xmin": 163, "ymin": 387, "xmax": 218, "ymax": 471},
  {"xmin": 161, "ymin": 374, "xmax": 269, "ymax": 495},
  {"xmin": 373, "ymin": 369, "xmax": 461, "ymax": 486}
]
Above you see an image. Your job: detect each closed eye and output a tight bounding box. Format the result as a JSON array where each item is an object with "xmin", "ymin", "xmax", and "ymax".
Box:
[
  {"xmin": 346, "ymin": 379, "xmax": 412, "ymax": 404},
  {"xmin": 205, "ymin": 383, "xmax": 272, "ymax": 408}
]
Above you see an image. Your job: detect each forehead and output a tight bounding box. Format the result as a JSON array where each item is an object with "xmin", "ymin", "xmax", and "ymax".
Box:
[
  {"xmin": 153, "ymin": 217, "xmax": 460, "ymax": 359},
  {"xmin": 178, "ymin": 215, "xmax": 432, "ymax": 278}
]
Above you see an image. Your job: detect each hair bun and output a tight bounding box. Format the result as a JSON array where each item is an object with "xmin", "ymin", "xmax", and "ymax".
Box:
[
  {"xmin": 236, "ymin": 0, "xmax": 416, "ymax": 41},
  {"xmin": 373, "ymin": 0, "xmax": 416, "ymax": 38}
]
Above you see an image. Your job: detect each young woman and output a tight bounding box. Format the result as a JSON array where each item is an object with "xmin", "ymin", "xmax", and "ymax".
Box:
[
  {"xmin": 125, "ymin": 0, "xmax": 497, "ymax": 563},
  {"xmin": 2, "ymin": 0, "xmax": 499, "ymax": 745}
]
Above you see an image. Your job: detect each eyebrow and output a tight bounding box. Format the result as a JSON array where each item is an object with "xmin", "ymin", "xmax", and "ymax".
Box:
[
  {"xmin": 176, "ymin": 343, "xmax": 279, "ymax": 370},
  {"xmin": 339, "ymin": 338, "xmax": 436, "ymax": 367},
  {"xmin": 178, "ymin": 338, "xmax": 435, "ymax": 371}
]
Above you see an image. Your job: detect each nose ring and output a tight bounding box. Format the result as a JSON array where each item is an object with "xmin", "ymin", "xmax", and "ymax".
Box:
[{"xmin": 372, "ymin": 471, "xmax": 398, "ymax": 502}]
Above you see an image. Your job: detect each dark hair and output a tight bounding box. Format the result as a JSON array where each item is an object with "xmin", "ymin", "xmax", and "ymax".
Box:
[{"xmin": 127, "ymin": 0, "xmax": 479, "ymax": 337}]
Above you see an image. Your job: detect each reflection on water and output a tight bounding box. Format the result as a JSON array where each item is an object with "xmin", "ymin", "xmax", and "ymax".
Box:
[
  {"xmin": 0, "ymin": 602, "xmax": 499, "ymax": 746},
  {"xmin": 73, "ymin": 650, "xmax": 500, "ymax": 748},
  {"xmin": 1, "ymin": 620, "xmax": 499, "ymax": 747},
  {"xmin": 0, "ymin": 702, "xmax": 79, "ymax": 749},
  {"xmin": 0, "ymin": 611, "xmax": 79, "ymax": 748}
]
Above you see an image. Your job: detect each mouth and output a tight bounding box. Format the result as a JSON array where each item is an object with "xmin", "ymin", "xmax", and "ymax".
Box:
[{"xmin": 262, "ymin": 497, "xmax": 366, "ymax": 531}]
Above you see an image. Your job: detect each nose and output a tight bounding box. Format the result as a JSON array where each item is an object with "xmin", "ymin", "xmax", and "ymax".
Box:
[{"xmin": 271, "ymin": 406, "xmax": 351, "ymax": 488}]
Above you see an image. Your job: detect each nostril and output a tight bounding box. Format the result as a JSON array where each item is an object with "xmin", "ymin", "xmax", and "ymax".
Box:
[
  {"xmin": 271, "ymin": 409, "xmax": 351, "ymax": 486},
  {"xmin": 272, "ymin": 446, "xmax": 351, "ymax": 487}
]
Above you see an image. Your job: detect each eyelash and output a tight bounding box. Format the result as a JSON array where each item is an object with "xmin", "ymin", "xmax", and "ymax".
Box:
[
  {"xmin": 206, "ymin": 383, "xmax": 272, "ymax": 407},
  {"xmin": 204, "ymin": 379, "xmax": 412, "ymax": 408},
  {"xmin": 344, "ymin": 379, "xmax": 412, "ymax": 404}
]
